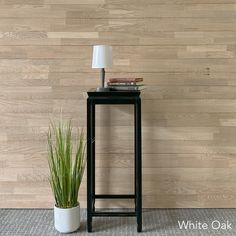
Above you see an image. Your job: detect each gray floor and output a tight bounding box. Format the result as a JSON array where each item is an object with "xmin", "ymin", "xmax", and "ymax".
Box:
[{"xmin": 0, "ymin": 208, "xmax": 236, "ymax": 236}]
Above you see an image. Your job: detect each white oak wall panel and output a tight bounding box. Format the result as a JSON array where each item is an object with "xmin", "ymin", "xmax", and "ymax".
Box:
[{"xmin": 0, "ymin": 0, "xmax": 236, "ymax": 208}]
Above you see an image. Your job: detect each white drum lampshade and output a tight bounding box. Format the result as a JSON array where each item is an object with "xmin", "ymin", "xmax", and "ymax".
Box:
[
  {"xmin": 92, "ymin": 45, "xmax": 113, "ymax": 69},
  {"xmin": 92, "ymin": 45, "xmax": 113, "ymax": 91}
]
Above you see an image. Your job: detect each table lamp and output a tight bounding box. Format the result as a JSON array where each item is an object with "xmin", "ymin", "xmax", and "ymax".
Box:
[{"xmin": 92, "ymin": 45, "xmax": 113, "ymax": 91}]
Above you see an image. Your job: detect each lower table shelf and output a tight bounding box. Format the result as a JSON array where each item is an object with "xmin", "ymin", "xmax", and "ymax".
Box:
[
  {"xmin": 92, "ymin": 211, "xmax": 137, "ymax": 217},
  {"xmin": 88, "ymin": 193, "xmax": 141, "ymax": 232},
  {"xmin": 95, "ymin": 194, "xmax": 135, "ymax": 199}
]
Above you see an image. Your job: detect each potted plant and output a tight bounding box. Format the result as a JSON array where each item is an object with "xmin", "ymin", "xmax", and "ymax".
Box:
[{"xmin": 47, "ymin": 120, "xmax": 86, "ymax": 233}]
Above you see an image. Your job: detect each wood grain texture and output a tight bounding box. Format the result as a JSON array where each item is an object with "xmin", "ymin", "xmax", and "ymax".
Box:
[{"xmin": 1, "ymin": 0, "xmax": 236, "ymax": 209}]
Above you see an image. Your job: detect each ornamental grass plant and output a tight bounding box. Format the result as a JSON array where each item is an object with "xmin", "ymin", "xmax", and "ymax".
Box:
[{"xmin": 47, "ymin": 120, "xmax": 86, "ymax": 208}]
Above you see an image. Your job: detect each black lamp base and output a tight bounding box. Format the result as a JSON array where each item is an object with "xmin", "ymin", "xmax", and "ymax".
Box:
[{"xmin": 96, "ymin": 87, "xmax": 111, "ymax": 92}]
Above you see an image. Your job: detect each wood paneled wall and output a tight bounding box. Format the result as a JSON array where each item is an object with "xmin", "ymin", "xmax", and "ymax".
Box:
[{"xmin": 1, "ymin": 0, "xmax": 236, "ymax": 208}]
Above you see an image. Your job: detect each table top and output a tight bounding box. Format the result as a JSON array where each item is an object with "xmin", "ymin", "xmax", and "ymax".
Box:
[{"xmin": 87, "ymin": 89, "xmax": 141, "ymax": 97}]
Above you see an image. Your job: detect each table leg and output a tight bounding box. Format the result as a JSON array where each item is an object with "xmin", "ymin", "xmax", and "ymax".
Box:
[
  {"xmin": 92, "ymin": 104, "xmax": 95, "ymax": 212},
  {"xmin": 87, "ymin": 99, "xmax": 93, "ymax": 232},
  {"xmin": 135, "ymin": 98, "xmax": 142, "ymax": 233}
]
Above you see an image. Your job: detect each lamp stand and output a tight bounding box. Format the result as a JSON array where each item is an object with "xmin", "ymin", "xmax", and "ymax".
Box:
[{"xmin": 96, "ymin": 68, "xmax": 111, "ymax": 92}]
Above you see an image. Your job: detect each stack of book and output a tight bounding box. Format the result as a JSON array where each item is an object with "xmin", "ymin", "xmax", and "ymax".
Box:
[{"xmin": 107, "ymin": 78, "xmax": 145, "ymax": 91}]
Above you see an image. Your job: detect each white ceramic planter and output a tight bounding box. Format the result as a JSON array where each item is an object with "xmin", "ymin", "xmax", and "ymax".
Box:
[{"xmin": 54, "ymin": 204, "xmax": 80, "ymax": 233}]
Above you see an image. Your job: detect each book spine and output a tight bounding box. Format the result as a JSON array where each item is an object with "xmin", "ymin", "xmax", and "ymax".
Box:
[
  {"xmin": 108, "ymin": 78, "xmax": 143, "ymax": 83},
  {"xmin": 108, "ymin": 86, "xmax": 140, "ymax": 91},
  {"xmin": 107, "ymin": 82, "xmax": 136, "ymax": 86}
]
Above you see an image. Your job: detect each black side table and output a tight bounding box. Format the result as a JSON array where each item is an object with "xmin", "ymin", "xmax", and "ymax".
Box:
[{"xmin": 87, "ymin": 89, "xmax": 142, "ymax": 232}]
